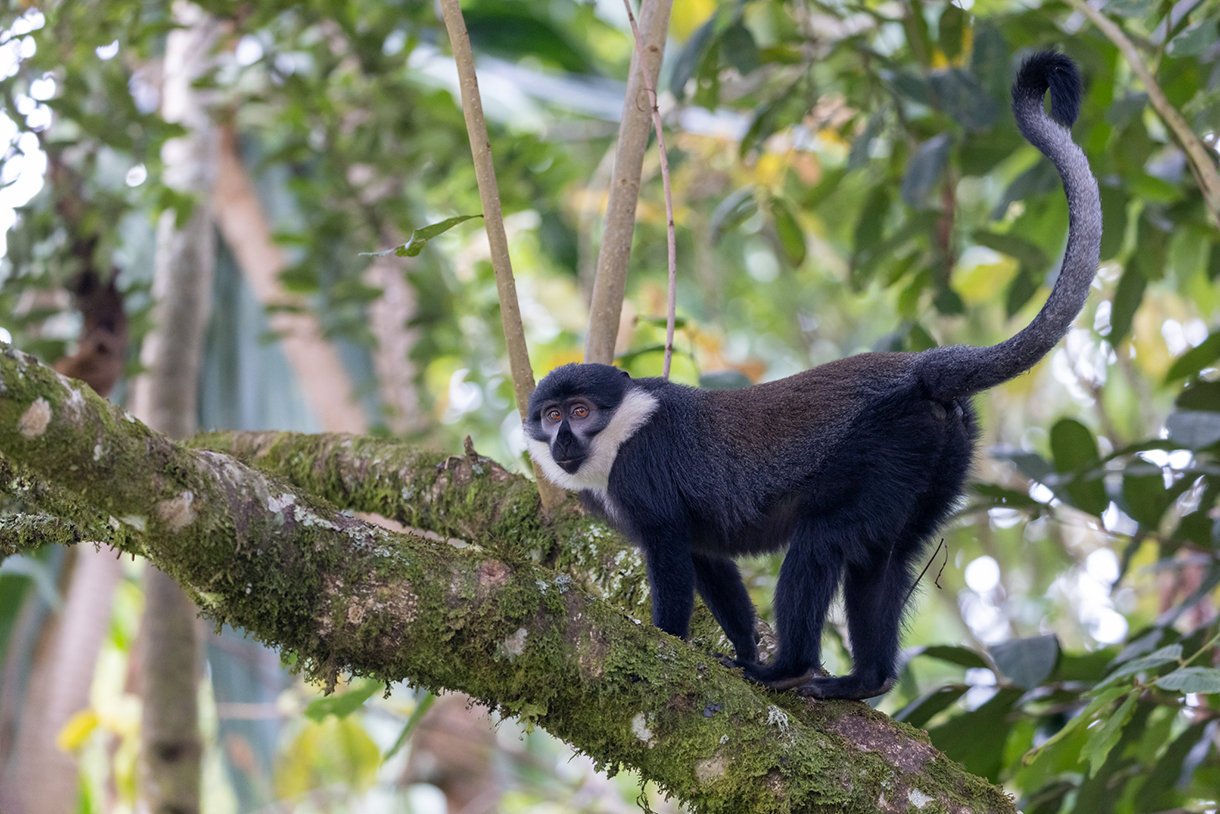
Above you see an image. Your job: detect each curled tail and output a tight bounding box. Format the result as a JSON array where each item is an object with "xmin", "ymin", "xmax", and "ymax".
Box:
[{"xmin": 921, "ymin": 52, "xmax": 1102, "ymax": 400}]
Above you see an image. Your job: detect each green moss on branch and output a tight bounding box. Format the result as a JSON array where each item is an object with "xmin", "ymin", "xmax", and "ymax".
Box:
[{"xmin": 191, "ymin": 430, "xmax": 654, "ymax": 612}]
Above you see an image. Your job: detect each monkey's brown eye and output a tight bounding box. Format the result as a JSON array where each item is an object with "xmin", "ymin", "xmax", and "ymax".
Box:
[
  {"xmin": 546, "ymin": 408, "xmax": 562, "ymax": 422},
  {"xmin": 572, "ymin": 405, "xmax": 589, "ymax": 418}
]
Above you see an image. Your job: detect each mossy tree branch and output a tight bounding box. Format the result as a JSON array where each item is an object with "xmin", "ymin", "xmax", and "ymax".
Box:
[
  {"xmin": 188, "ymin": 431, "xmax": 653, "ymax": 612},
  {"xmin": 0, "ymin": 345, "xmax": 1014, "ymax": 813}
]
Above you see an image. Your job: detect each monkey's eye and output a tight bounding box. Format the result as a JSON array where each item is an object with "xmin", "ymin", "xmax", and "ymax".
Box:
[
  {"xmin": 572, "ymin": 405, "xmax": 589, "ymax": 419},
  {"xmin": 546, "ymin": 408, "xmax": 562, "ymax": 422}
]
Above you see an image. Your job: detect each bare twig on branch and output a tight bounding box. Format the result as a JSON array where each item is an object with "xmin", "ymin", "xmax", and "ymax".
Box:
[
  {"xmin": 621, "ymin": 0, "xmax": 678, "ymax": 379},
  {"xmin": 437, "ymin": 0, "xmax": 566, "ymax": 510}
]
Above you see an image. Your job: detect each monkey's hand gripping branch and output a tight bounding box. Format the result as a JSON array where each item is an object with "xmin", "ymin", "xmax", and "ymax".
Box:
[{"xmin": 0, "ymin": 345, "xmax": 1015, "ymax": 814}]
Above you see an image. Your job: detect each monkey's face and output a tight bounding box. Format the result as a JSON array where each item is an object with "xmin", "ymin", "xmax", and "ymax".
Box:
[
  {"xmin": 525, "ymin": 363, "xmax": 655, "ymax": 493},
  {"xmin": 535, "ymin": 396, "xmax": 606, "ymax": 474}
]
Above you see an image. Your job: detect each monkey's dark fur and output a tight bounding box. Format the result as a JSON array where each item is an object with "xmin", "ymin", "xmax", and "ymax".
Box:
[{"xmin": 526, "ymin": 52, "xmax": 1101, "ymax": 700}]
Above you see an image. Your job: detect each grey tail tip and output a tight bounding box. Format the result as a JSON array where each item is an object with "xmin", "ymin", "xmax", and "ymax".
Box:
[{"xmin": 1014, "ymin": 50, "xmax": 1083, "ymax": 128}]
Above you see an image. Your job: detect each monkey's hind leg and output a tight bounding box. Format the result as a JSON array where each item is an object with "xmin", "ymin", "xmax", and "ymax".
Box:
[
  {"xmin": 740, "ymin": 521, "xmax": 843, "ymax": 690},
  {"xmin": 796, "ymin": 545, "xmax": 920, "ymax": 700}
]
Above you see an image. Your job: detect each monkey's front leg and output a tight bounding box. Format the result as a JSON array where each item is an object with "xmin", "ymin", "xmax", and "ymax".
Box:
[
  {"xmin": 692, "ymin": 553, "xmax": 759, "ymax": 664},
  {"xmin": 640, "ymin": 534, "xmax": 697, "ymax": 641}
]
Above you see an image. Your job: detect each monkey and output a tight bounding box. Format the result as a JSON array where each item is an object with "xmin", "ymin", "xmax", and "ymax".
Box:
[{"xmin": 525, "ymin": 52, "xmax": 1101, "ymax": 700}]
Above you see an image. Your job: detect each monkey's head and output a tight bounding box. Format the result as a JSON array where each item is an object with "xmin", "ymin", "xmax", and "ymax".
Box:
[{"xmin": 525, "ymin": 363, "xmax": 653, "ymax": 492}]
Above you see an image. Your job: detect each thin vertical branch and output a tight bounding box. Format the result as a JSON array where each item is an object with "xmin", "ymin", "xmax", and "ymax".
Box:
[
  {"xmin": 585, "ymin": 0, "xmax": 674, "ymax": 365},
  {"xmin": 437, "ymin": 0, "xmax": 566, "ymax": 510},
  {"xmin": 130, "ymin": 4, "xmax": 218, "ymax": 811},
  {"xmin": 621, "ymin": 0, "xmax": 677, "ymax": 379}
]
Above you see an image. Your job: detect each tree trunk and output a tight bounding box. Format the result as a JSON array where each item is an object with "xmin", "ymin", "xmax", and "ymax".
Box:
[
  {"xmin": 127, "ymin": 4, "xmax": 220, "ymax": 812},
  {"xmin": 3, "ymin": 547, "xmax": 121, "ymax": 814}
]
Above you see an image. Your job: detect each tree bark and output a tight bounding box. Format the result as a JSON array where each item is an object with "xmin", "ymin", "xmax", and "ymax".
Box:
[{"xmin": 0, "ymin": 349, "xmax": 1015, "ymax": 814}]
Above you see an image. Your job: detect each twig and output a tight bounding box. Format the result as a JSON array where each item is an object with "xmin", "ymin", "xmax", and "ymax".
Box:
[
  {"xmin": 437, "ymin": 0, "xmax": 566, "ymax": 510},
  {"xmin": 585, "ymin": 0, "xmax": 674, "ymax": 365},
  {"xmin": 620, "ymin": 0, "xmax": 678, "ymax": 378},
  {"xmin": 902, "ymin": 538, "xmax": 948, "ymax": 607},
  {"xmin": 1066, "ymin": 0, "xmax": 1220, "ymax": 230}
]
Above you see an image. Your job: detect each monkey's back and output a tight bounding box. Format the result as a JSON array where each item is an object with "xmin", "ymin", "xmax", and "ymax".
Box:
[{"xmin": 615, "ymin": 351, "xmax": 960, "ymax": 554}]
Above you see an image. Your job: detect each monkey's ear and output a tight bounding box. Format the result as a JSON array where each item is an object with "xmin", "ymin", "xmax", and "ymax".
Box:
[{"xmin": 620, "ymin": 369, "xmax": 630, "ymax": 378}]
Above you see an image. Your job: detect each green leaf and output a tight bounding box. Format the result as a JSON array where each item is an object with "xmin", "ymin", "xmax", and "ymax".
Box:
[
  {"xmin": 991, "ymin": 160, "xmax": 1060, "ymax": 220},
  {"xmin": 1050, "ymin": 419, "xmax": 1107, "ymax": 515},
  {"xmin": 720, "ymin": 22, "xmax": 759, "ymax": 75},
  {"xmin": 693, "ymin": 40, "xmax": 721, "ymax": 110},
  {"xmin": 669, "ymin": 17, "xmax": 716, "ymax": 99},
  {"xmin": 304, "ymin": 680, "xmax": 382, "ymax": 722},
  {"xmin": 1164, "ymin": 332, "xmax": 1220, "ymax": 382},
  {"xmin": 1100, "ymin": 644, "xmax": 1182, "ymax": 687},
  {"xmin": 1166, "ymin": 411, "xmax": 1220, "ymax": 449},
  {"xmin": 710, "ymin": 186, "xmax": 757, "ymax": 243},
  {"xmin": 1085, "ymin": 690, "xmax": 1138, "ymax": 777},
  {"xmin": 910, "ymin": 644, "xmax": 991, "ymax": 670},
  {"xmin": 848, "ymin": 113, "xmax": 885, "ymax": 171},
  {"xmin": 382, "ymin": 691, "xmax": 437, "ymax": 761},
  {"xmin": 972, "ymin": 231, "xmax": 1050, "ymax": 274},
  {"xmin": 927, "ymin": 69, "xmax": 999, "ymax": 132},
  {"xmin": 769, "ymin": 197, "xmax": 806, "ymax": 267},
  {"xmin": 1107, "ymin": 0, "xmax": 1154, "ymax": 17},
  {"xmin": 1177, "ymin": 380, "xmax": 1220, "ymax": 411},
  {"xmin": 1167, "ymin": 20, "xmax": 1219, "ymax": 57},
  {"xmin": 1026, "ymin": 684, "xmax": 1130, "ymax": 763},
  {"xmin": 1112, "ymin": 629, "xmax": 1165, "ymax": 665},
  {"xmin": 1108, "ymin": 261, "xmax": 1147, "ymax": 346},
  {"xmin": 939, "ymin": 4, "xmax": 966, "ymax": 60},
  {"xmin": 1155, "ymin": 666, "xmax": 1220, "ymax": 694},
  {"xmin": 1004, "ymin": 269, "xmax": 1038, "ymax": 317},
  {"xmin": 907, "ymin": 323, "xmax": 938, "ymax": 352},
  {"xmin": 971, "ymin": 482, "xmax": 1040, "ymax": 508},
  {"xmin": 1131, "ymin": 215, "xmax": 1169, "ymax": 279},
  {"xmin": 970, "ymin": 24, "xmax": 1009, "ymax": 101},
  {"xmin": 894, "ymin": 684, "xmax": 969, "ymax": 728},
  {"xmin": 1121, "ymin": 460, "xmax": 1176, "ymax": 527},
  {"xmin": 901, "ymin": 134, "xmax": 953, "ymax": 208},
  {"xmin": 927, "ymin": 688, "xmax": 1023, "ymax": 781},
  {"xmin": 973, "ymin": 230, "xmax": 1050, "ymax": 316},
  {"xmin": 902, "ymin": 4, "xmax": 933, "ymax": 67},
  {"xmin": 890, "ymin": 70, "xmax": 931, "ymax": 105},
  {"xmin": 1134, "ymin": 721, "xmax": 1213, "ymax": 810},
  {"xmin": 850, "ymin": 185, "xmax": 892, "ymax": 286},
  {"xmin": 990, "ymin": 448, "xmax": 1054, "ymax": 482},
  {"xmin": 1099, "ymin": 181, "xmax": 1130, "ymax": 261},
  {"xmin": 739, "ymin": 97, "xmax": 783, "ymax": 157},
  {"xmin": 991, "ymin": 635, "xmax": 1059, "ymax": 689},
  {"xmin": 463, "ymin": 7, "xmax": 594, "ymax": 73},
  {"xmin": 360, "ymin": 215, "xmax": 483, "ymax": 258}
]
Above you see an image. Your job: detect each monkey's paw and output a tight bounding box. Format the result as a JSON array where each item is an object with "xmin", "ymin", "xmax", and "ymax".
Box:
[
  {"xmin": 795, "ymin": 675, "xmax": 894, "ymax": 700},
  {"xmin": 737, "ymin": 661, "xmax": 825, "ymax": 692}
]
